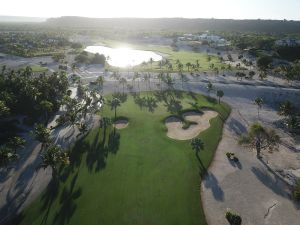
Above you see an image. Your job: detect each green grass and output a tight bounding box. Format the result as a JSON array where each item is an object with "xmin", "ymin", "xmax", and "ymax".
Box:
[
  {"xmin": 29, "ymin": 64, "xmax": 48, "ymax": 72},
  {"xmin": 12, "ymin": 91, "xmax": 230, "ymax": 225},
  {"xmin": 101, "ymin": 39, "xmax": 226, "ymax": 72}
]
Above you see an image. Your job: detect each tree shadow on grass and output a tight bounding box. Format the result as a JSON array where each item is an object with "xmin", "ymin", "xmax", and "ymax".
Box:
[
  {"xmin": 53, "ymin": 173, "xmax": 82, "ymax": 225},
  {"xmin": 85, "ymin": 127, "xmax": 121, "ymax": 172},
  {"xmin": 39, "ymin": 176, "xmax": 61, "ymax": 225},
  {"xmin": 164, "ymin": 98, "xmax": 183, "ymax": 115},
  {"xmin": 187, "ymin": 91, "xmax": 198, "ymax": 101},
  {"xmin": 39, "ymin": 126, "xmax": 120, "ymax": 224},
  {"xmin": 133, "ymin": 94, "xmax": 158, "ymax": 113},
  {"xmin": 112, "ymin": 92, "xmax": 127, "ymax": 103}
]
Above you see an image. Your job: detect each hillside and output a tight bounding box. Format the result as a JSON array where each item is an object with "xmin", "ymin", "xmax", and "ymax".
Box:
[{"xmin": 45, "ymin": 17, "xmax": 300, "ymax": 33}]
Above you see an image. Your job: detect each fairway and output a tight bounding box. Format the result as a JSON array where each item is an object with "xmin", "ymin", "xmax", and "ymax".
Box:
[
  {"xmin": 102, "ymin": 39, "xmax": 226, "ymax": 72},
  {"xmin": 13, "ymin": 91, "xmax": 230, "ymax": 225}
]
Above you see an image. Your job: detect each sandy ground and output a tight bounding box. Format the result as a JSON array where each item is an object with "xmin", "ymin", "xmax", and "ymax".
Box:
[
  {"xmin": 201, "ymin": 109, "xmax": 300, "ymax": 225},
  {"xmin": 165, "ymin": 110, "xmax": 218, "ymax": 140},
  {"xmin": 114, "ymin": 120, "xmax": 129, "ymax": 129}
]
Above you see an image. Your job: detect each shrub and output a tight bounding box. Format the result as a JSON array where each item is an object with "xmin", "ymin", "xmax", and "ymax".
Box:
[
  {"xmin": 294, "ymin": 178, "xmax": 300, "ymax": 201},
  {"xmin": 226, "ymin": 152, "xmax": 235, "ymax": 159},
  {"xmin": 225, "ymin": 210, "xmax": 242, "ymax": 225},
  {"xmin": 226, "ymin": 152, "xmax": 232, "ymax": 158}
]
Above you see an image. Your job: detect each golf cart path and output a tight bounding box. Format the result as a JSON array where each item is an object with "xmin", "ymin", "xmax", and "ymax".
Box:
[{"xmin": 201, "ymin": 108, "xmax": 300, "ymax": 225}]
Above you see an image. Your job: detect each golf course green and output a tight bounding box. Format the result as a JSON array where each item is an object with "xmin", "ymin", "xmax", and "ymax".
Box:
[{"xmin": 13, "ymin": 91, "xmax": 230, "ymax": 225}]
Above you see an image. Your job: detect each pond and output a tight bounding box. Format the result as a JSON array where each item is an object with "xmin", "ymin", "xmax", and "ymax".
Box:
[{"xmin": 84, "ymin": 45, "xmax": 162, "ymax": 67}]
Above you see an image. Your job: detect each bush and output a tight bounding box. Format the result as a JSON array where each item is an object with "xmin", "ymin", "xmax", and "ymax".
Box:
[
  {"xmin": 294, "ymin": 178, "xmax": 300, "ymax": 201},
  {"xmin": 226, "ymin": 152, "xmax": 235, "ymax": 159},
  {"xmin": 225, "ymin": 210, "xmax": 242, "ymax": 225}
]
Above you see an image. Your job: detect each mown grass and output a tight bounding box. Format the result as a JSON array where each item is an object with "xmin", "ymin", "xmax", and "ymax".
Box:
[
  {"xmin": 12, "ymin": 91, "xmax": 230, "ymax": 225},
  {"xmin": 101, "ymin": 39, "xmax": 226, "ymax": 72},
  {"xmin": 29, "ymin": 64, "xmax": 48, "ymax": 72}
]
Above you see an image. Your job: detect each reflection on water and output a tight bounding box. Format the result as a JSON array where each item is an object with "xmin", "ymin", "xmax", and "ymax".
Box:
[{"xmin": 84, "ymin": 45, "xmax": 162, "ymax": 67}]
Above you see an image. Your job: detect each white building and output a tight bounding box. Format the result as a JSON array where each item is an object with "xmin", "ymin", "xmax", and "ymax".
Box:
[
  {"xmin": 178, "ymin": 33, "xmax": 231, "ymax": 47},
  {"xmin": 275, "ymin": 38, "xmax": 300, "ymax": 47}
]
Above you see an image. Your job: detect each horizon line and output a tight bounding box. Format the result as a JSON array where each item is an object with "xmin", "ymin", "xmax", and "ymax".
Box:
[{"xmin": 0, "ymin": 15, "xmax": 300, "ymax": 22}]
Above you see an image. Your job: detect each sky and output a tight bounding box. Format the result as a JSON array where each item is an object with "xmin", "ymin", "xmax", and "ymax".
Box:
[{"xmin": 1, "ymin": 0, "xmax": 300, "ymax": 20}]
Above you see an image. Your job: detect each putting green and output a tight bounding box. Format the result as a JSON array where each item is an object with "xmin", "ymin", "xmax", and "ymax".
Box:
[{"xmin": 12, "ymin": 91, "xmax": 230, "ymax": 225}]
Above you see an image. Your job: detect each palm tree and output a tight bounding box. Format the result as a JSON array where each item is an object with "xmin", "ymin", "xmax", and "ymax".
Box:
[
  {"xmin": 186, "ymin": 62, "xmax": 192, "ymax": 72},
  {"xmin": 108, "ymin": 98, "xmax": 121, "ymax": 121},
  {"xmin": 213, "ymin": 67, "xmax": 219, "ymax": 76},
  {"xmin": 0, "ymin": 145, "xmax": 18, "ymax": 168},
  {"xmin": 143, "ymin": 73, "xmax": 151, "ymax": 91},
  {"xmin": 248, "ymin": 71, "xmax": 256, "ymax": 79},
  {"xmin": 149, "ymin": 57, "xmax": 154, "ymax": 70},
  {"xmin": 119, "ymin": 77, "xmax": 127, "ymax": 94},
  {"xmin": 133, "ymin": 72, "xmax": 140, "ymax": 91},
  {"xmin": 239, "ymin": 123, "xmax": 279, "ymax": 158},
  {"xmin": 254, "ymin": 98, "xmax": 264, "ymax": 120},
  {"xmin": 179, "ymin": 72, "xmax": 186, "ymax": 89},
  {"xmin": 111, "ymin": 71, "xmax": 120, "ymax": 92},
  {"xmin": 207, "ymin": 82, "xmax": 213, "ymax": 96},
  {"xmin": 76, "ymin": 122, "xmax": 88, "ymax": 135},
  {"xmin": 221, "ymin": 66, "xmax": 226, "ymax": 76},
  {"xmin": 191, "ymin": 138, "xmax": 205, "ymax": 169},
  {"xmin": 39, "ymin": 100, "xmax": 53, "ymax": 124},
  {"xmin": 32, "ymin": 124, "xmax": 51, "ymax": 151},
  {"xmin": 177, "ymin": 63, "xmax": 183, "ymax": 72},
  {"xmin": 0, "ymin": 101, "xmax": 10, "ymax": 118},
  {"xmin": 158, "ymin": 61, "xmax": 163, "ymax": 70},
  {"xmin": 96, "ymin": 76, "xmax": 105, "ymax": 93},
  {"xmin": 164, "ymin": 74, "xmax": 174, "ymax": 90},
  {"xmin": 195, "ymin": 60, "xmax": 200, "ymax": 70},
  {"xmin": 278, "ymin": 101, "xmax": 296, "ymax": 117},
  {"xmin": 191, "ymin": 138, "xmax": 204, "ymax": 154},
  {"xmin": 167, "ymin": 63, "xmax": 173, "ymax": 72},
  {"xmin": 41, "ymin": 145, "xmax": 69, "ymax": 177},
  {"xmin": 7, "ymin": 137, "xmax": 26, "ymax": 154},
  {"xmin": 71, "ymin": 63, "xmax": 76, "ymax": 73},
  {"xmin": 216, "ymin": 90, "xmax": 224, "ymax": 104},
  {"xmin": 157, "ymin": 72, "xmax": 164, "ymax": 91}
]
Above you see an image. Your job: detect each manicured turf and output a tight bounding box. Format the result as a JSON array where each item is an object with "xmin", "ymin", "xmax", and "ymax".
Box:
[
  {"xmin": 102, "ymin": 40, "xmax": 226, "ymax": 72},
  {"xmin": 13, "ymin": 91, "xmax": 230, "ymax": 225},
  {"xmin": 29, "ymin": 64, "xmax": 48, "ymax": 72}
]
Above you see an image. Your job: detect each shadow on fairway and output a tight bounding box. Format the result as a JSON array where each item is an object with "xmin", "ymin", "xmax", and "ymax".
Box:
[
  {"xmin": 9, "ymin": 125, "xmax": 122, "ymax": 225},
  {"xmin": 132, "ymin": 93, "xmax": 158, "ymax": 113}
]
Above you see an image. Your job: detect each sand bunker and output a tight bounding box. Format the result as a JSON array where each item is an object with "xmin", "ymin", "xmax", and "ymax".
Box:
[
  {"xmin": 114, "ymin": 119, "xmax": 129, "ymax": 129},
  {"xmin": 165, "ymin": 110, "xmax": 218, "ymax": 140}
]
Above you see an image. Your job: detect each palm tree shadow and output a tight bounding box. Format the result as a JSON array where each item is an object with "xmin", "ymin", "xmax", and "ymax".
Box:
[
  {"xmin": 53, "ymin": 173, "xmax": 82, "ymax": 225},
  {"xmin": 195, "ymin": 152, "xmax": 206, "ymax": 176},
  {"xmin": 133, "ymin": 94, "xmax": 158, "ymax": 113},
  {"xmin": 203, "ymin": 172, "xmax": 224, "ymax": 202},
  {"xmin": 39, "ymin": 176, "xmax": 61, "ymax": 225}
]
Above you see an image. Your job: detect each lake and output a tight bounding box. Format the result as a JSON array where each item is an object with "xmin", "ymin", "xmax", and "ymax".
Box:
[{"xmin": 84, "ymin": 45, "xmax": 162, "ymax": 67}]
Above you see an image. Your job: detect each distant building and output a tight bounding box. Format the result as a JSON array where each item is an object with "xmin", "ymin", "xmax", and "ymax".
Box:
[
  {"xmin": 178, "ymin": 33, "xmax": 231, "ymax": 47},
  {"xmin": 275, "ymin": 38, "xmax": 300, "ymax": 47}
]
